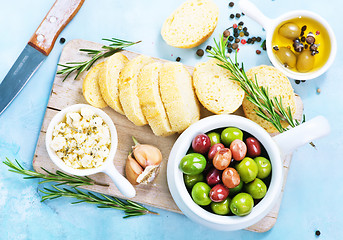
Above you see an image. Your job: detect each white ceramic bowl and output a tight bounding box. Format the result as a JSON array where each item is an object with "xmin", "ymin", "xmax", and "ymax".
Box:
[
  {"xmin": 45, "ymin": 104, "xmax": 136, "ymax": 198},
  {"xmin": 167, "ymin": 115, "xmax": 330, "ymax": 231},
  {"xmin": 239, "ymin": 0, "xmax": 337, "ymax": 80}
]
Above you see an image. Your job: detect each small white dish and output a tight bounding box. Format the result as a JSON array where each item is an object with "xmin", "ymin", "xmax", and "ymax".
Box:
[
  {"xmin": 167, "ymin": 115, "xmax": 330, "ymax": 231},
  {"xmin": 239, "ymin": 0, "xmax": 337, "ymax": 80},
  {"xmin": 45, "ymin": 104, "xmax": 136, "ymax": 198}
]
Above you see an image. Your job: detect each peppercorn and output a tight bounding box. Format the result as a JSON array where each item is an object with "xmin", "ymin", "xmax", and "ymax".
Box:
[
  {"xmin": 238, "ymin": 26, "xmax": 243, "ymax": 31},
  {"xmin": 223, "ymin": 29, "xmax": 230, "ymax": 38},
  {"xmin": 315, "ymin": 230, "xmax": 321, "ymax": 236},
  {"xmin": 301, "ymin": 80, "xmax": 306, "ymax": 82},
  {"xmin": 301, "ymin": 25, "xmax": 307, "ymax": 31},
  {"xmin": 310, "ymin": 44, "xmax": 319, "ymax": 51},
  {"xmin": 239, "ymin": 32, "xmax": 244, "ymax": 37},
  {"xmin": 316, "ymin": 31, "xmax": 320, "ymax": 35},
  {"xmin": 301, "ymin": 36, "xmax": 306, "ymax": 42},
  {"xmin": 300, "ymin": 31, "xmax": 304, "ymax": 36},
  {"xmin": 234, "ymin": 32, "xmax": 239, "ymax": 37},
  {"xmin": 244, "ymin": 31, "xmax": 249, "ymax": 37},
  {"xmin": 262, "ymin": 45, "xmax": 266, "ymax": 51},
  {"xmin": 196, "ymin": 49, "xmax": 204, "ymax": 57},
  {"xmin": 247, "ymin": 38, "xmax": 252, "ymax": 44},
  {"xmin": 235, "ymin": 38, "xmax": 240, "ymax": 43},
  {"xmin": 227, "ymin": 43, "xmax": 232, "ymax": 48},
  {"xmin": 228, "ymin": 36, "xmax": 234, "ymax": 42},
  {"xmin": 251, "ymin": 40, "xmax": 255, "ymax": 44},
  {"xmin": 206, "ymin": 45, "xmax": 212, "ymax": 51},
  {"xmin": 241, "ymin": 39, "xmax": 246, "ymax": 44},
  {"xmin": 238, "ymin": 21, "xmax": 244, "ymax": 26},
  {"xmin": 234, "ymin": 28, "xmax": 238, "ymax": 33},
  {"xmin": 256, "ymin": 37, "xmax": 261, "ymax": 42},
  {"xmin": 305, "ymin": 44, "xmax": 309, "ymax": 49},
  {"xmin": 316, "ymin": 88, "xmax": 321, "ymax": 94},
  {"xmin": 252, "ymin": 37, "xmax": 256, "ymax": 41},
  {"xmin": 243, "ymin": 27, "xmax": 247, "ymax": 31},
  {"xmin": 232, "ymin": 43, "xmax": 238, "ymax": 50},
  {"xmin": 236, "ymin": 13, "xmax": 241, "ymax": 18},
  {"xmin": 176, "ymin": 57, "xmax": 181, "ymax": 62},
  {"xmin": 256, "ymin": 50, "xmax": 261, "ymax": 55},
  {"xmin": 295, "ymin": 80, "xmax": 300, "ymax": 84},
  {"xmin": 230, "ymin": 14, "xmax": 235, "ymax": 19},
  {"xmin": 228, "ymin": 48, "xmax": 233, "ymax": 53},
  {"xmin": 59, "ymin": 37, "xmax": 66, "ymax": 44},
  {"xmin": 229, "ymin": 2, "xmax": 234, "ymax": 7},
  {"xmin": 273, "ymin": 46, "xmax": 279, "ymax": 51}
]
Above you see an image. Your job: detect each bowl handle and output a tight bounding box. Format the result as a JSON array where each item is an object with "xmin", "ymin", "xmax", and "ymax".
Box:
[
  {"xmin": 238, "ymin": 0, "xmax": 272, "ymax": 31},
  {"xmin": 102, "ymin": 163, "xmax": 136, "ymax": 198},
  {"xmin": 272, "ymin": 116, "xmax": 330, "ymax": 157}
]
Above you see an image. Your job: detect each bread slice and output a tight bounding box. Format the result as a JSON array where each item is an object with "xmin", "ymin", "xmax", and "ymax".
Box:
[
  {"xmin": 82, "ymin": 62, "xmax": 107, "ymax": 108},
  {"xmin": 159, "ymin": 62, "xmax": 200, "ymax": 132},
  {"xmin": 193, "ymin": 58, "xmax": 245, "ymax": 114},
  {"xmin": 119, "ymin": 55, "xmax": 154, "ymax": 126},
  {"xmin": 138, "ymin": 62, "xmax": 174, "ymax": 136},
  {"xmin": 98, "ymin": 52, "xmax": 129, "ymax": 115},
  {"xmin": 242, "ymin": 65, "xmax": 296, "ymax": 133},
  {"xmin": 161, "ymin": 0, "xmax": 219, "ymax": 48}
]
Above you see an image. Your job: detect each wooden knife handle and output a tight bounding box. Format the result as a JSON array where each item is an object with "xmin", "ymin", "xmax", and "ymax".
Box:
[{"xmin": 28, "ymin": 0, "xmax": 85, "ymax": 56}]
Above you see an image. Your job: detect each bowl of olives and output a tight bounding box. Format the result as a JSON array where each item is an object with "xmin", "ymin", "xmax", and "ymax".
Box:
[
  {"xmin": 167, "ymin": 115, "xmax": 330, "ymax": 231},
  {"xmin": 239, "ymin": 0, "xmax": 337, "ymax": 80}
]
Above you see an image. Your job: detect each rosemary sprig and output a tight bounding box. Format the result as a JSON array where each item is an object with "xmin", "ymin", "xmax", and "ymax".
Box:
[
  {"xmin": 40, "ymin": 186, "xmax": 158, "ymax": 218},
  {"xmin": 57, "ymin": 38, "xmax": 141, "ymax": 81},
  {"xmin": 207, "ymin": 36, "xmax": 303, "ymax": 133},
  {"xmin": 3, "ymin": 158, "xmax": 158, "ymax": 218},
  {"xmin": 3, "ymin": 158, "xmax": 109, "ymax": 187}
]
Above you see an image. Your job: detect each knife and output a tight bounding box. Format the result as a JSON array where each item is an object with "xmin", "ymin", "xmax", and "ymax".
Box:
[{"xmin": 0, "ymin": 0, "xmax": 85, "ymax": 115}]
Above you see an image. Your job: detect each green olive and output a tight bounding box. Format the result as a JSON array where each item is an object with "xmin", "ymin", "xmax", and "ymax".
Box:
[
  {"xmin": 275, "ymin": 47, "xmax": 297, "ymax": 68},
  {"xmin": 278, "ymin": 23, "xmax": 301, "ymax": 39},
  {"xmin": 297, "ymin": 50, "xmax": 315, "ymax": 72}
]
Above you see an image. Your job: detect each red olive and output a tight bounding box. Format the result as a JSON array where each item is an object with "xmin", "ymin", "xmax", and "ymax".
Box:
[
  {"xmin": 209, "ymin": 184, "xmax": 230, "ymax": 202},
  {"xmin": 222, "ymin": 167, "xmax": 240, "ymax": 189},
  {"xmin": 230, "ymin": 139, "xmax": 247, "ymax": 161},
  {"xmin": 246, "ymin": 137, "xmax": 262, "ymax": 158},
  {"xmin": 208, "ymin": 143, "xmax": 225, "ymax": 160},
  {"xmin": 213, "ymin": 148, "xmax": 232, "ymax": 170},
  {"xmin": 206, "ymin": 168, "xmax": 222, "ymax": 186},
  {"xmin": 192, "ymin": 134, "xmax": 211, "ymax": 155}
]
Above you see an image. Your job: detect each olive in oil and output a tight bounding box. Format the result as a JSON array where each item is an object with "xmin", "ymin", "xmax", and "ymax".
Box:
[{"xmin": 272, "ymin": 16, "xmax": 331, "ymax": 73}]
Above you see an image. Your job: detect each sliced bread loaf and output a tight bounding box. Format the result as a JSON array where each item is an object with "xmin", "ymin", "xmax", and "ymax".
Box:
[
  {"xmin": 82, "ymin": 62, "xmax": 108, "ymax": 108},
  {"xmin": 138, "ymin": 62, "xmax": 174, "ymax": 136},
  {"xmin": 159, "ymin": 62, "xmax": 200, "ymax": 132},
  {"xmin": 119, "ymin": 55, "xmax": 154, "ymax": 126},
  {"xmin": 161, "ymin": 0, "xmax": 219, "ymax": 48},
  {"xmin": 98, "ymin": 52, "xmax": 129, "ymax": 115},
  {"xmin": 193, "ymin": 58, "xmax": 245, "ymax": 114},
  {"xmin": 243, "ymin": 65, "xmax": 296, "ymax": 133}
]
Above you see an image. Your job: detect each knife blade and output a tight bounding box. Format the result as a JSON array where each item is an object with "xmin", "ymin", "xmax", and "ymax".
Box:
[{"xmin": 0, "ymin": 0, "xmax": 85, "ymax": 115}]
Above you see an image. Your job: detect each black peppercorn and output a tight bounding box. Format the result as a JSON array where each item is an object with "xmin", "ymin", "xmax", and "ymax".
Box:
[
  {"xmin": 238, "ymin": 21, "xmax": 244, "ymax": 26},
  {"xmin": 243, "ymin": 27, "xmax": 247, "ymax": 31},
  {"xmin": 228, "ymin": 36, "xmax": 234, "ymax": 42},
  {"xmin": 315, "ymin": 230, "xmax": 321, "ymax": 236},
  {"xmin": 234, "ymin": 32, "xmax": 239, "ymax": 37},
  {"xmin": 236, "ymin": 13, "xmax": 241, "ymax": 18},
  {"xmin": 247, "ymin": 38, "xmax": 252, "ymax": 44},
  {"xmin": 301, "ymin": 36, "xmax": 306, "ymax": 42},
  {"xmin": 234, "ymin": 28, "xmax": 238, "ymax": 33},
  {"xmin": 59, "ymin": 37, "xmax": 66, "ymax": 44},
  {"xmin": 244, "ymin": 31, "xmax": 249, "ymax": 37},
  {"xmin": 252, "ymin": 37, "xmax": 256, "ymax": 41},
  {"xmin": 196, "ymin": 49, "xmax": 204, "ymax": 57},
  {"xmin": 227, "ymin": 43, "xmax": 232, "ymax": 48},
  {"xmin": 206, "ymin": 45, "xmax": 212, "ymax": 51},
  {"xmin": 300, "ymin": 31, "xmax": 304, "ymax": 36},
  {"xmin": 229, "ymin": 2, "xmax": 234, "ymax": 7},
  {"xmin": 295, "ymin": 80, "xmax": 300, "ymax": 84},
  {"xmin": 256, "ymin": 37, "xmax": 261, "ymax": 42},
  {"xmin": 305, "ymin": 44, "xmax": 309, "ymax": 49},
  {"xmin": 230, "ymin": 14, "xmax": 235, "ymax": 19},
  {"xmin": 273, "ymin": 45, "xmax": 279, "ymax": 51},
  {"xmin": 262, "ymin": 45, "xmax": 266, "ymax": 51},
  {"xmin": 223, "ymin": 29, "xmax": 230, "ymax": 38},
  {"xmin": 228, "ymin": 48, "xmax": 233, "ymax": 53},
  {"xmin": 232, "ymin": 43, "xmax": 238, "ymax": 50},
  {"xmin": 301, "ymin": 25, "xmax": 307, "ymax": 31},
  {"xmin": 242, "ymin": 12, "xmax": 245, "ymax": 16},
  {"xmin": 176, "ymin": 57, "xmax": 181, "ymax": 62},
  {"xmin": 235, "ymin": 38, "xmax": 240, "ymax": 43}
]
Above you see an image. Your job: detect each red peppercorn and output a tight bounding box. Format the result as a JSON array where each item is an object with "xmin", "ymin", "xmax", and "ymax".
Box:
[
  {"xmin": 316, "ymin": 31, "xmax": 320, "ymax": 35},
  {"xmin": 237, "ymin": 48, "xmax": 240, "ymax": 52},
  {"xmin": 256, "ymin": 50, "xmax": 261, "ymax": 54},
  {"xmin": 233, "ymin": 24, "xmax": 237, "ymax": 29},
  {"xmin": 241, "ymin": 39, "xmax": 246, "ymax": 44}
]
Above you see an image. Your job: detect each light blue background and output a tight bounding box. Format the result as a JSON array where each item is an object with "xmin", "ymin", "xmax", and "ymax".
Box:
[{"xmin": 0, "ymin": 0, "xmax": 342, "ymax": 239}]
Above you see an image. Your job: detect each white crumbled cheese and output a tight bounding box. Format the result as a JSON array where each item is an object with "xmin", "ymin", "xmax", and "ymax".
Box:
[{"xmin": 50, "ymin": 107, "xmax": 111, "ymax": 169}]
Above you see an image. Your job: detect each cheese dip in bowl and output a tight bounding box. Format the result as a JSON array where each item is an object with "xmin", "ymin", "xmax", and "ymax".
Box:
[{"xmin": 46, "ymin": 104, "xmax": 136, "ymax": 198}]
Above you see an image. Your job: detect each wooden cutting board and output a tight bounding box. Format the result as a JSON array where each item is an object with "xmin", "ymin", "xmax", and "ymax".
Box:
[{"xmin": 33, "ymin": 39, "xmax": 303, "ymax": 233}]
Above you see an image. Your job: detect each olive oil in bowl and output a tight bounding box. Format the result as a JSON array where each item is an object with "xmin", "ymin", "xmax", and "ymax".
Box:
[{"xmin": 272, "ymin": 16, "xmax": 331, "ymax": 73}]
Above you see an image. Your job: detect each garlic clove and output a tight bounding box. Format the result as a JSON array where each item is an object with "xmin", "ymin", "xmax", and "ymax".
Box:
[
  {"xmin": 125, "ymin": 155, "xmax": 143, "ymax": 185},
  {"xmin": 136, "ymin": 165, "xmax": 160, "ymax": 184},
  {"xmin": 133, "ymin": 144, "xmax": 162, "ymax": 168}
]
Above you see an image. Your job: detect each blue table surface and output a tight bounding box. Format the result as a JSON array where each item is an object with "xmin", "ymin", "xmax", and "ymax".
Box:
[{"xmin": 0, "ymin": 0, "xmax": 342, "ymax": 239}]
